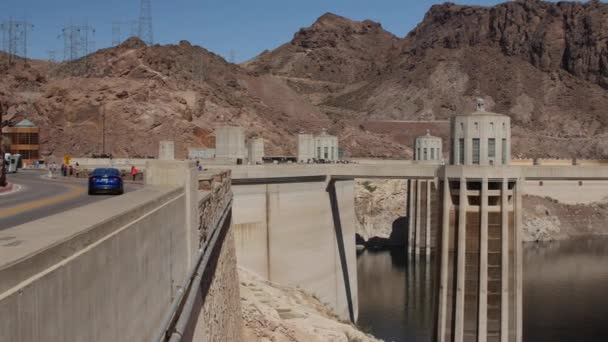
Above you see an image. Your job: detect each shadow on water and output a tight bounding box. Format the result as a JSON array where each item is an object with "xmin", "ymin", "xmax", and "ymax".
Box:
[
  {"xmin": 357, "ymin": 238, "xmax": 608, "ymax": 342},
  {"xmin": 357, "ymin": 247, "xmax": 437, "ymax": 342}
]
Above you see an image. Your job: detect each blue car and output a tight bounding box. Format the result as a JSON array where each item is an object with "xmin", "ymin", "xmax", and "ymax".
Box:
[{"xmin": 88, "ymin": 168, "xmax": 124, "ymax": 195}]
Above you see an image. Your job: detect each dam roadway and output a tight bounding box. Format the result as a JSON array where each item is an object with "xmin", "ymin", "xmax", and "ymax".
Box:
[{"xmin": 0, "ymin": 170, "xmax": 140, "ymax": 230}]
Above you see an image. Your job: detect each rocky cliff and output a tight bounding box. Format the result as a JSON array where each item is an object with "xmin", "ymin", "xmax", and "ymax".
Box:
[
  {"xmin": 355, "ymin": 179, "xmax": 407, "ymax": 246},
  {"xmin": 522, "ymin": 194, "xmax": 608, "ymax": 242},
  {"xmin": 239, "ymin": 268, "xmax": 381, "ymax": 342},
  {"xmin": 248, "ymin": 0, "xmax": 608, "ymax": 159},
  {"xmin": 354, "ymin": 180, "xmax": 608, "ymax": 245}
]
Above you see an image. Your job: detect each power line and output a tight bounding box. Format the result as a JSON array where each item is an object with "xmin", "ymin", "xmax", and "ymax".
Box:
[
  {"xmin": 0, "ymin": 18, "xmax": 34, "ymax": 65},
  {"xmin": 59, "ymin": 22, "xmax": 96, "ymax": 74},
  {"xmin": 138, "ymin": 0, "xmax": 153, "ymax": 45}
]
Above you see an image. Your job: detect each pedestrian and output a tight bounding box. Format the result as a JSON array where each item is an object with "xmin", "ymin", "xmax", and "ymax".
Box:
[
  {"xmin": 69, "ymin": 165, "xmax": 74, "ymax": 176},
  {"xmin": 61, "ymin": 164, "xmax": 66, "ymax": 177},
  {"xmin": 130, "ymin": 165, "xmax": 138, "ymax": 181}
]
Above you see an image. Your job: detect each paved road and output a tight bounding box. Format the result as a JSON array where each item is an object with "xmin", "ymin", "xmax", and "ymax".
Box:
[{"xmin": 0, "ymin": 170, "xmax": 140, "ymax": 230}]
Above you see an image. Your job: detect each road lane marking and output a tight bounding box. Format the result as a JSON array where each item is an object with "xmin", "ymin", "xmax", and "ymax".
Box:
[{"xmin": 0, "ymin": 184, "xmax": 86, "ymax": 219}]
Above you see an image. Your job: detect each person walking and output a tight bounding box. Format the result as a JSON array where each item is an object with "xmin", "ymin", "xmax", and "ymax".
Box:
[
  {"xmin": 130, "ymin": 165, "xmax": 138, "ymax": 181},
  {"xmin": 68, "ymin": 165, "xmax": 74, "ymax": 176}
]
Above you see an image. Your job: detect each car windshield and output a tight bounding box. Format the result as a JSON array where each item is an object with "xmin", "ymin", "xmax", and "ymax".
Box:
[{"xmin": 92, "ymin": 168, "xmax": 120, "ymax": 176}]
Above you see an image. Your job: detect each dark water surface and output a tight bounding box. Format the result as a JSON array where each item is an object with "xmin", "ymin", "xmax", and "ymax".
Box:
[{"xmin": 356, "ymin": 238, "xmax": 608, "ymax": 342}]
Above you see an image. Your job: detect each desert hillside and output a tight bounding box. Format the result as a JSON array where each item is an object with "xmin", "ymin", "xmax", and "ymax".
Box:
[
  {"xmin": 2, "ymin": 0, "xmax": 608, "ymax": 159},
  {"xmin": 249, "ymin": 0, "xmax": 608, "ymax": 159}
]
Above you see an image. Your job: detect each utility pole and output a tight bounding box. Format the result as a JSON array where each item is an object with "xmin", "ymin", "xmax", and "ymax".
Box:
[
  {"xmin": 102, "ymin": 104, "xmax": 106, "ymax": 155},
  {"xmin": 0, "ymin": 101, "xmax": 6, "ymax": 187}
]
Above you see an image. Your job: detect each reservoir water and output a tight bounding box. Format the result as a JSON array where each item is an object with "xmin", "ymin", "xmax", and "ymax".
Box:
[{"xmin": 357, "ymin": 238, "xmax": 608, "ymax": 342}]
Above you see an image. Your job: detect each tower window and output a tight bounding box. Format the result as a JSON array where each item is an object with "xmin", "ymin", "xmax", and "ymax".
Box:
[
  {"xmin": 424, "ymin": 148, "xmax": 428, "ymax": 160},
  {"xmin": 488, "ymin": 138, "xmax": 496, "ymax": 158},
  {"xmin": 417, "ymin": 148, "xmax": 421, "ymax": 160},
  {"xmin": 431, "ymin": 148, "xmax": 435, "ymax": 160},
  {"xmin": 502, "ymin": 138, "xmax": 507, "ymax": 164},
  {"xmin": 459, "ymin": 138, "xmax": 465, "ymax": 165},
  {"xmin": 472, "ymin": 138, "xmax": 480, "ymax": 164}
]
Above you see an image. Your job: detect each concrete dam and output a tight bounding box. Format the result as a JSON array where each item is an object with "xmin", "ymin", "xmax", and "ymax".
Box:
[{"xmin": 3, "ymin": 106, "xmax": 608, "ymax": 341}]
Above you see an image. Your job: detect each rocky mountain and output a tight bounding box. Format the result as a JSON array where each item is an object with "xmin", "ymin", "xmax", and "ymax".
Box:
[
  {"xmin": 248, "ymin": 0, "xmax": 608, "ymax": 159},
  {"xmin": 0, "ymin": 38, "xmax": 334, "ymax": 159},
  {"xmin": 2, "ymin": 0, "xmax": 608, "ymax": 159}
]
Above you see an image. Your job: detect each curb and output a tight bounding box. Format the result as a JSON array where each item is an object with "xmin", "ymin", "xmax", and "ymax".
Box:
[
  {"xmin": 0, "ymin": 183, "xmax": 13, "ymax": 193},
  {"xmin": 0, "ymin": 183, "xmax": 22, "ymax": 196}
]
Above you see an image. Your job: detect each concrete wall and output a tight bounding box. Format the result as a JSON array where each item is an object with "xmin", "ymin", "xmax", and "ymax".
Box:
[
  {"xmin": 0, "ymin": 187, "xmax": 189, "ymax": 342},
  {"xmin": 524, "ymin": 180, "xmax": 608, "ymax": 205},
  {"xmin": 297, "ymin": 133, "xmax": 315, "ymax": 162},
  {"xmin": 0, "ymin": 164, "xmax": 240, "ymax": 342},
  {"xmin": 215, "ymin": 126, "xmax": 246, "ymax": 160},
  {"xmin": 188, "ymin": 226, "xmax": 242, "ymax": 342},
  {"xmin": 70, "ymin": 157, "xmax": 149, "ymax": 169},
  {"xmin": 188, "ymin": 148, "xmax": 216, "ymax": 160},
  {"xmin": 232, "ymin": 180, "xmax": 358, "ymax": 321},
  {"xmin": 247, "ymin": 138, "xmax": 264, "ymax": 165}
]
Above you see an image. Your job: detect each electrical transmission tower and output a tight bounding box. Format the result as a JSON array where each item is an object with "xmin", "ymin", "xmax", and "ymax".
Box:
[
  {"xmin": 59, "ymin": 23, "xmax": 96, "ymax": 74},
  {"xmin": 112, "ymin": 21, "xmax": 121, "ymax": 46},
  {"xmin": 138, "ymin": 0, "xmax": 153, "ymax": 45},
  {"xmin": 193, "ymin": 52, "xmax": 205, "ymax": 84},
  {"xmin": 1, "ymin": 18, "xmax": 34, "ymax": 65},
  {"xmin": 46, "ymin": 49, "xmax": 56, "ymax": 62},
  {"xmin": 111, "ymin": 20, "xmax": 139, "ymax": 47}
]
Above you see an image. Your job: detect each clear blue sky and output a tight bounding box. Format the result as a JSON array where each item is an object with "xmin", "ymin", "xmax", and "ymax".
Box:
[{"xmin": 1, "ymin": 0, "xmax": 533, "ymax": 63}]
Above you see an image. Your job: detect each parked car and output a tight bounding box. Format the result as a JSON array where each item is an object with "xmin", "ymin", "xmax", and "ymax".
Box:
[{"xmin": 88, "ymin": 168, "xmax": 124, "ymax": 195}]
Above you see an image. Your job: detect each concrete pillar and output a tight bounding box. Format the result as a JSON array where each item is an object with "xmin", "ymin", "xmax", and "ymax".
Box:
[
  {"xmin": 415, "ymin": 180, "xmax": 422, "ymax": 255},
  {"xmin": 478, "ymin": 178, "xmax": 488, "ymax": 342},
  {"xmin": 408, "ymin": 179, "xmax": 416, "ymax": 254},
  {"xmin": 145, "ymin": 160, "xmax": 198, "ymax": 269},
  {"xmin": 501, "ymin": 179, "xmax": 509, "ymax": 342},
  {"xmin": 425, "ymin": 180, "xmax": 432, "ymax": 257},
  {"xmin": 455, "ymin": 177, "xmax": 467, "ymax": 342},
  {"xmin": 437, "ymin": 178, "xmax": 450, "ymax": 342},
  {"xmin": 514, "ymin": 179, "xmax": 523, "ymax": 342},
  {"xmin": 159, "ymin": 140, "xmax": 175, "ymax": 160}
]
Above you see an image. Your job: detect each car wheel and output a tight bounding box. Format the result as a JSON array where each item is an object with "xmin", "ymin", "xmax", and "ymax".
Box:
[{"xmin": 88, "ymin": 188, "xmax": 95, "ymax": 195}]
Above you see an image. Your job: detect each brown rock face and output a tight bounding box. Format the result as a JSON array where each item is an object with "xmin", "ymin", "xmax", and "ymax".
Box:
[
  {"xmin": 244, "ymin": 13, "xmax": 400, "ymax": 84},
  {"xmin": 408, "ymin": 0, "xmax": 608, "ymax": 88},
  {"xmin": 247, "ymin": 0, "xmax": 608, "ymax": 159}
]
